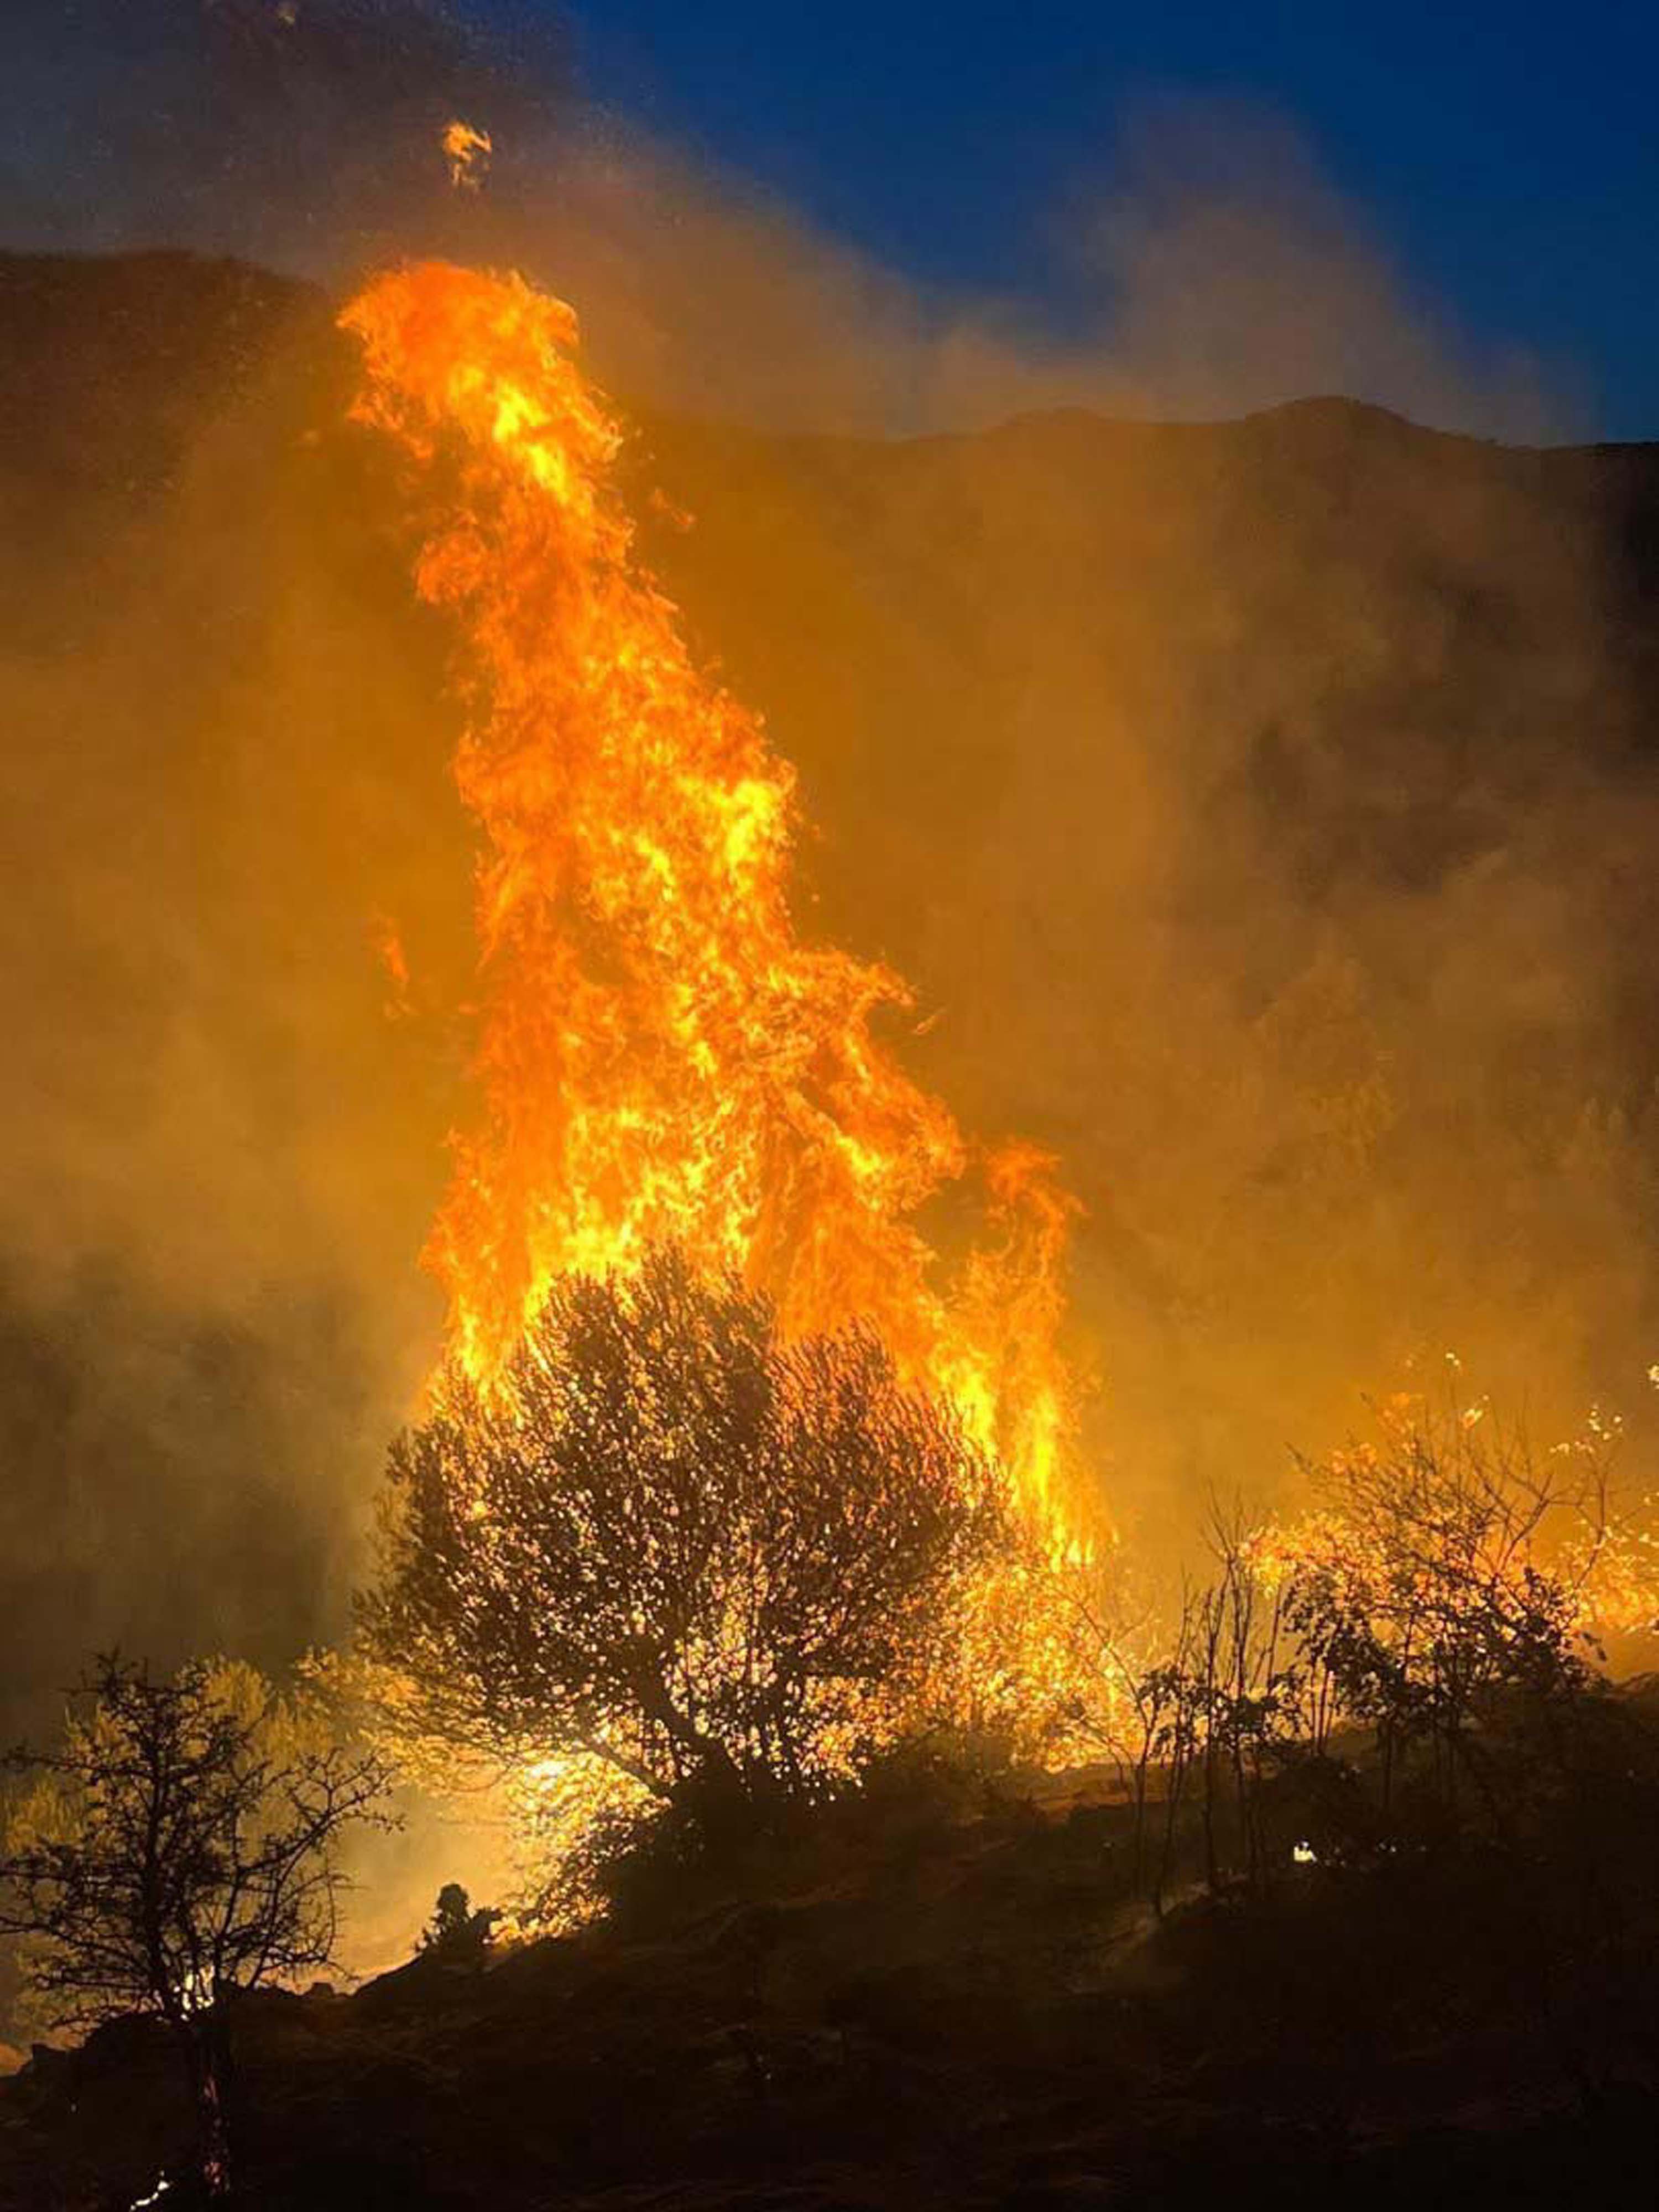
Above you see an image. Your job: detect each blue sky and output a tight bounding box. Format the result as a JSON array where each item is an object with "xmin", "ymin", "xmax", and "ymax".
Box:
[
  {"xmin": 6, "ymin": 2, "xmax": 1655, "ymax": 434},
  {"xmin": 557, "ymin": 2, "xmax": 1659, "ymax": 436}
]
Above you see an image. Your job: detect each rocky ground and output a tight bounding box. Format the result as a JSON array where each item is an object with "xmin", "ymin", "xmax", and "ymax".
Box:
[{"xmin": 2, "ymin": 1772, "xmax": 1655, "ymax": 2211}]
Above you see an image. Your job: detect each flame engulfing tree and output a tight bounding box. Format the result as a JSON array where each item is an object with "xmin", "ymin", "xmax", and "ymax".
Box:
[
  {"xmin": 340, "ymin": 259, "xmax": 1082, "ymax": 1541},
  {"xmin": 358, "ymin": 1249, "xmax": 1009, "ymax": 1827},
  {"xmin": 1099, "ymin": 1390, "xmax": 1636, "ymax": 1906},
  {"xmin": 0, "ymin": 1657, "xmax": 393, "ymax": 2199},
  {"xmin": 1278, "ymin": 1394, "xmax": 1612, "ymax": 1822}
]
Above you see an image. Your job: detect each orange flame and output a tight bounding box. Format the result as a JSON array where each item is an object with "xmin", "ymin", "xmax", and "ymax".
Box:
[
  {"xmin": 441, "ymin": 120, "xmax": 493, "ymax": 192},
  {"xmin": 341, "ymin": 262, "xmax": 1089, "ymax": 1537}
]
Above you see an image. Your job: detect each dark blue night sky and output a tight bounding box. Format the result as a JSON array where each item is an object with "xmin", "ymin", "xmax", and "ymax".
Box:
[
  {"xmin": 555, "ymin": 2, "xmax": 1659, "ymax": 437},
  {"xmin": 6, "ymin": 2, "xmax": 1657, "ymax": 434}
]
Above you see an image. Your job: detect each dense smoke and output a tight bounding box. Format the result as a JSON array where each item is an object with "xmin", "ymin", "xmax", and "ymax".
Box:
[{"xmin": 3, "ymin": 0, "xmax": 1658, "ymax": 1882}]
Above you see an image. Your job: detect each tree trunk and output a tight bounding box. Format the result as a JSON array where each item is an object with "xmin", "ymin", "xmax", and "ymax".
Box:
[{"xmin": 183, "ymin": 2013, "xmax": 235, "ymax": 2200}]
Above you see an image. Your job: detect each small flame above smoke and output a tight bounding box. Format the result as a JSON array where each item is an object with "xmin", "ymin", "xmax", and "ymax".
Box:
[
  {"xmin": 340, "ymin": 262, "xmax": 1091, "ymax": 1541},
  {"xmin": 441, "ymin": 119, "xmax": 492, "ymax": 192}
]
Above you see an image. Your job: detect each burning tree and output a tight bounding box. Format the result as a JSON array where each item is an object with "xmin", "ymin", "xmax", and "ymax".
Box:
[
  {"xmin": 1278, "ymin": 1393, "xmax": 1611, "ymax": 1829},
  {"xmin": 0, "ymin": 1656, "xmax": 393, "ymax": 2199},
  {"xmin": 331, "ymin": 256, "xmax": 1100, "ymax": 1905},
  {"xmin": 340, "ymin": 260, "xmax": 1082, "ymax": 1544},
  {"xmin": 1103, "ymin": 1390, "xmax": 1636, "ymax": 1902},
  {"xmin": 357, "ymin": 1249, "xmax": 1008, "ymax": 1839}
]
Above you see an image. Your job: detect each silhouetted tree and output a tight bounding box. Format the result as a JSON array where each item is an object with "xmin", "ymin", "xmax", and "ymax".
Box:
[
  {"xmin": 0, "ymin": 1656, "xmax": 393, "ymax": 2199},
  {"xmin": 1093, "ymin": 1396, "xmax": 1625, "ymax": 1908},
  {"xmin": 1282, "ymin": 1395, "xmax": 1606, "ymax": 1833},
  {"xmin": 358, "ymin": 1249, "xmax": 1006, "ymax": 1829}
]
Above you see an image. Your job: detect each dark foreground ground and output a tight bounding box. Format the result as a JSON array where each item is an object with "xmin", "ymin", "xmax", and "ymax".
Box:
[{"xmin": 3, "ymin": 1762, "xmax": 1656, "ymax": 2212}]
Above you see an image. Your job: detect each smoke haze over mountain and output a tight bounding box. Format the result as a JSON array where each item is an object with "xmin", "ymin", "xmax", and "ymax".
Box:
[
  {"xmin": 3, "ymin": 6, "xmax": 1659, "ymax": 1964},
  {"xmin": 4, "ymin": 3, "xmax": 1573, "ymax": 439}
]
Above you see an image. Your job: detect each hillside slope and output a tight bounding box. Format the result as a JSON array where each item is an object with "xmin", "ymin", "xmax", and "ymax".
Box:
[
  {"xmin": 2, "ymin": 1785, "xmax": 1656, "ymax": 2210},
  {"xmin": 3, "ymin": 250, "xmax": 1659, "ymax": 1740}
]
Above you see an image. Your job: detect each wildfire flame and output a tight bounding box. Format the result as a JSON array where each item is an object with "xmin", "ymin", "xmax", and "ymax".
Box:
[
  {"xmin": 340, "ymin": 262, "xmax": 1088, "ymax": 1539},
  {"xmin": 441, "ymin": 120, "xmax": 493, "ymax": 192}
]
